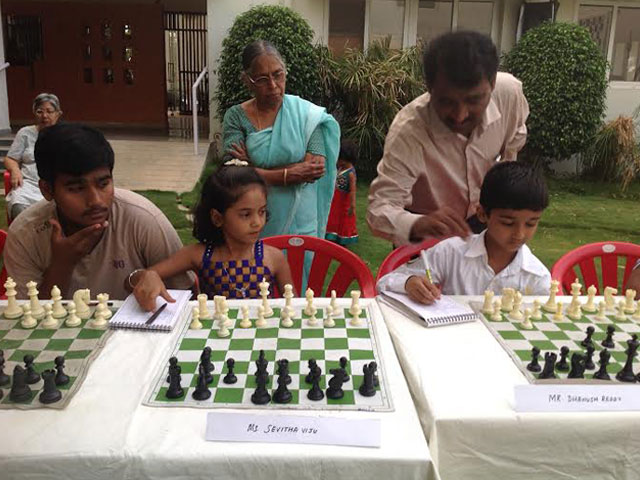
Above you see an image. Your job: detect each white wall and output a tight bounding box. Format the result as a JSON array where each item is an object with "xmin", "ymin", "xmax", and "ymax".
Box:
[{"xmin": 0, "ymin": 0, "xmax": 10, "ymax": 134}]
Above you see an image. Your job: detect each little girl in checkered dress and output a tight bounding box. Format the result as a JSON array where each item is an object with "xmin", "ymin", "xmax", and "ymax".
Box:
[{"xmin": 132, "ymin": 162, "xmax": 294, "ymax": 311}]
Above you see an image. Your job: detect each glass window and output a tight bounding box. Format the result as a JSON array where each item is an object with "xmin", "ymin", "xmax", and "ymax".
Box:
[
  {"xmin": 417, "ymin": 0, "xmax": 452, "ymax": 46},
  {"xmin": 458, "ymin": 1, "xmax": 493, "ymax": 36},
  {"xmin": 369, "ymin": 0, "xmax": 406, "ymax": 49},
  {"xmin": 578, "ymin": 5, "xmax": 613, "ymax": 57},
  {"xmin": 329, "ymin": 0, "xmax": 365, "ymax": 54},
  {"xmin": 610, "ymin": 7, "xmax": 640, "ymax": 81}
]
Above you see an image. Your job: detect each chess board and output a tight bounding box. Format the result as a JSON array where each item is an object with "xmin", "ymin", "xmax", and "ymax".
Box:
[
  {"xmin": 144, "ymin": 298, "xmax": 393, "ymax": 411},
  {"xmin": 474, "ymin": 297, "xmax": 640, "ymax": 384},
  {"xmin": 0, "ymin": 304, "xmax": 113, "ymax": 409}
]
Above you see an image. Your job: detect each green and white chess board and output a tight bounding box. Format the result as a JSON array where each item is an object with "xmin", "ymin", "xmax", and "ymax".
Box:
[
  {"xmin": 0, "ymin": 305, "xmax": 113, "ymax": 409},
  {"xmin": 145, "ymin": 298, "xmax": 393, "ymax": 411},
  {"xmin": 475, "ymin": 297, "xmax": 640, "ymax": 384}
]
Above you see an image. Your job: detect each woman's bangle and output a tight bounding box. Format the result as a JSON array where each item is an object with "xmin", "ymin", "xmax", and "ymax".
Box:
[
  {"xmin": 127, "ymin": 268, "xmax": 145, "ymax": 290},
  {"xmin": 283, "ymin": 168, "xmax": 288, "ymax": 186}
]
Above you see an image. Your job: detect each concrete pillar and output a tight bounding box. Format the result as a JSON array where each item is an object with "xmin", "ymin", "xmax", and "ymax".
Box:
[{"xmin": 0, "ymin": 1, "xmax": 11, "ymax": 134}]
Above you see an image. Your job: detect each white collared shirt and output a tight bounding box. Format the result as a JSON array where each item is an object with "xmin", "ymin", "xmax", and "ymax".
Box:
[{"xmin": 377, "ymin": 231, "xmax": 551, "ymax": 296}]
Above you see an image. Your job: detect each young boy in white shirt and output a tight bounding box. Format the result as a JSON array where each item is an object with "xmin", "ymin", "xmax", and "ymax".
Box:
[{"xmin": 377, "ymin": 161, "xmax": 551, "ymax": 304}]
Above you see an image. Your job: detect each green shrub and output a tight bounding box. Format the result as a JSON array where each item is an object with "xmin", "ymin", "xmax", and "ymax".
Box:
[
  {"xmin": 318, "ymin": 41, "xmax": 423, "ymax": 179},
  {"xmin": 503, "ymin": 22, "xmax": 608, "ymax": 161},
  {"xmin": 215, "ymin": 5, "xmax": 321, "ymax": 120}
]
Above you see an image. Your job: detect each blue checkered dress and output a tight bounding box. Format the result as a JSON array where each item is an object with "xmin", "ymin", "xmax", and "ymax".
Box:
[{"xmin": 198, "ymin": 240, "xmax": 273, "ymax": 299}]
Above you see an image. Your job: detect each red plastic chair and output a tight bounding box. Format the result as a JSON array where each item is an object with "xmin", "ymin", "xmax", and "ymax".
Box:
[
  {"xmin": 375, "ymin": 238, "xmax": 441, "ymax": 283},
  {"xmin": 0, "ymin": 229, "xmax": 8, "ymax": 298},
  {"xmin": 4, "ymin": 170, "xmax": 11, "ymax": 225},
  {"xmin": 262, "ymin": 235, "xmax": 375, "ymax": 298},
  {"xmin": 550, "ymin": 242, "xmax": 640, "ymax": 295}
]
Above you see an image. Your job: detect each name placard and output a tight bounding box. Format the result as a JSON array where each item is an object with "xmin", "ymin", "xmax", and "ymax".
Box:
[
  {"xmin": 515, "ymin": 384, "xmax": 640, "ymax": 412},
  {"xmin": 205, "ymin": 412, "xmax": 381, "ymax": 448}
]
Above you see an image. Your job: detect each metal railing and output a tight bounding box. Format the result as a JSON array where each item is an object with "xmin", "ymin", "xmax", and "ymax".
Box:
[{"xmin": 192, "ymin": 67, "xmax": 208, "ymax": 155}]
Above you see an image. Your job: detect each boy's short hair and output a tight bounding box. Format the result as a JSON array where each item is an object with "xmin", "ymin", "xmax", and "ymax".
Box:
[
  {"xmin": 35, "ymin": 123, "xmax": 114, "ymax": 185},
  {"xmin": 480, "ymin": 162, "xmax": 548, "ymax": 213},
  {"xmin": 339, "ymin": 139, "xmax": 358, "ymax": 166}
]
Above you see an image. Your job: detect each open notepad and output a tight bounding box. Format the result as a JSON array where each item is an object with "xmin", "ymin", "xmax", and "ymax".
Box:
[
  {"xmin": 108, "ymin": 290, "xmax": 192, "ymax": 332},
  {"xmin": 379, "ymin": 291, "xmax": 477, "ymax": 327}
]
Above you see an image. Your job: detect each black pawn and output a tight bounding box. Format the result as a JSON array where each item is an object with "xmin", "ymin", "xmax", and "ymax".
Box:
[
  {"xmin": 276, "ymin": 359, "xmax": 292, "ymax": 385},
  {"xmin": 556, "ymin": 346, "xmax": 570, "ymax": 372},
  {"xmin": 272, "ymin": 369, "xmax": 292, "ymax": 404},
  {"xmin": 358, "ymin": 363, "xmax": 376, "ymax": 397},
  {"xmin": 602, "ymin": 325, "xmax": 616, "ymax": 349},
  {"xmin": 567, "ymin": 353, "xmax": 586, "ymax": 378},
  {"xmin": 54, "ymin": 356, "xmax": 70, "ymax": 386},
  {"xmin": 538, "ymin": 352, "xmax": 557, "ymax": 379},
  {"xmin": 594, "ymin": 349, "xmax": 611, "ymax": 380},
  {"xmin": 584, "ymin": 344, "xmax": 596, "ymax": 370},
  {"xmin": 9, "ymin": 365, "xmax": 32, "ymax": 402},
  {"xmin": 39, "ymin": 369, "xmax": 62, "ymax": 404},
  {"xmin": 581, "ymin": 326, "xmax": 595, "ymax": 347},
  {"xmin": 307, "ymin": 373, "xmax": 324, "ymax": 401},
  {"xmin": 251, "ymin": 371, "xmax": 271, "ymax": 405},
  {"xmin": 192, "ymin": 364, "xmax": 212, "ymax": 401},
  {"xmin": 223, "ymin": 358, "xmax": 237, "ymax": 384},
  {"xmin": 326, "ymin": 368, "xmax": 347, "ymax": 399},
  {"xmin": 0, "ymin": 353, "xmax": 9, "ymax": 387},
  {"xmin": 339, "ymin": 357, "xmax": 350, "ymax": 382},
  {"xmin": 526, "ymin": 346, "xmax": 542, "ymax": 373},
  {"xmin": 305, "ymin": 359, "xmax": 318, "ymax": 384},
  {"xmin": 165, "ymin": 357, "xmax": 184, "ymax": 399}
]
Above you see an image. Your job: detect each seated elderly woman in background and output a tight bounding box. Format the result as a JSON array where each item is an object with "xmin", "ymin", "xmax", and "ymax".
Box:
[
  {"xmin": 4, "ymin": 93, "xmax": 63, "ymax": 220},
  {"xmin": 223, "ymin": 40, "xmax": 340, "ymax": 239}
]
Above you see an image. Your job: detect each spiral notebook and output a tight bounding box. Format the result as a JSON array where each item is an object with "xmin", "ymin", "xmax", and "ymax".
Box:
[
  {"xmin": 379, "ymin": 291, "xmax": 477, "ymax": 327},
  {"xmin": 108, "ymin": 290, "xmax": 192, "ymax": 332}
]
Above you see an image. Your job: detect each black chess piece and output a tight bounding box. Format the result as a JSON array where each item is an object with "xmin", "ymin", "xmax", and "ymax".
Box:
[
  {"xmin": 602, "ymin": 325, "xmax": 616, "ymax": 349},
  {"xmin": 538, "ymin": 352, "xmax": 557, "ymax": 379},
  {"xmin": 307, "ymin": 372, "xmax": 324, "ymax": 401},
  {"xmin": 339, "ymin": 357, "xmax": 350, "ymax": 382},
  {"xmin": 54, "ymin": 356, "xmax": 69, "ymax": 386},
  {"xmin": 251, "ymin": 371, "xmax": 271, "ymax": 405},
  {"xmin": 556, "ymin": 346, "xmax": 570, "ymax": 371},
  {"xmin": 272, "ymin": 369, "xmax": 292, "ymax": 404},
  {"xmin": 223, "ymin": 358, "xmax": 237, "ymax": 384},
  {"xmin": 254, "ymin": 350, "xmax": 268, "ymax": 379},
  {"xmin": 192, "ymin": 364, "xmax": 212, "ymax": 401},
  {"xmin": 616, "ymin": 338, "xmax": 639, "ymax": 383},
  {"xmin": 326, "ymin": 368, "xmax": 347, "ymax": 399},
  {"xmin": 358, "ymin": 363, "xmax": 376, "ymax": 397},
  {"xmin": 39, "ymin": 369, "xmax": 62, "ymax": 404},
  {"xmin": 0, "ymin": 352, "xmax": 9, "ymax": 387},
  {"xmin": 371, "ymin": 361, "xmax": 379, "ymax": 388},
  {"xmin": 24, "ymin": 354, "xmax": 40, "ymax": 385},
  {"xmin": 165, "ymin": 356, "xmax": 184, "ymax": 399},
  {"xmin": 276, "ymin": 359, "xmax": 292, "ymax": 385},
  {"xmin": 567, "ymin": 353, "xmax": 586, "ymax": 378},
  {"xmin": 594, "ymin": 349, "xmax": 611, "ymax": 380},
  {"xmin": 526, "ymin": 346, "xmax": 542, "ymax": 372},
  {"xmin": 305, "ymin": 359, "xmax": 318, "ymax": 384},
  {"xmin": 9, "ymin": 365, "xmax": 32, "ymax": 402},
  {"xmin": 584, "ymin": 344, "xmax": 596, "ymax": 370},
  {"xmin": 201, "ymin": 347, "xmax": 214, "ymax": 384},
  {"xmin": 581, "ymin": 326, "xmax": 595, "ymax": 347}
]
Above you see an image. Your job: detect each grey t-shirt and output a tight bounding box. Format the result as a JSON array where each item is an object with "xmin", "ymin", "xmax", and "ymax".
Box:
[{"xmin": 5, "ymin": 188, "xmax": 193, "ymax": 299}]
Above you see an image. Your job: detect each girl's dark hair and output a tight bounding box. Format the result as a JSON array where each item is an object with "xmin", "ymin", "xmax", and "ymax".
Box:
[
  {"xmin": 339, "ymin": 139, "xmax": 358, "ymax": 167},
  {"xmin": 241, "ymin": 39, "xmax": 285, "ymax": 73},
  {"xmin": 192, "ymin": 165, "xmax": 267, "ymax": 245}
]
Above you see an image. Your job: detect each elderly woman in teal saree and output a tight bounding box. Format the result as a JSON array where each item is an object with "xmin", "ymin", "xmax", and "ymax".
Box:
[{"xmin": 222, "ymin": 40, "xmax": 340, "ymax": 239}]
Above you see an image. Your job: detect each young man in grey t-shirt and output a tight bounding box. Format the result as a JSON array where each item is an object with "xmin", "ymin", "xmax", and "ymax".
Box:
[{"xmin": 5, "ymin": 123, "xmax": 193, "ymax": 299}]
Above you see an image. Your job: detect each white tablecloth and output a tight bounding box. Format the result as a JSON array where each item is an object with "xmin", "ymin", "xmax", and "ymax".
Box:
[
  {"xmin": 381, "ymin": 296, "xmax": 640, "ymax": 480},
  {"xmin": 1, "ymin": 299, "xmax": 434, "ymax": 480}
]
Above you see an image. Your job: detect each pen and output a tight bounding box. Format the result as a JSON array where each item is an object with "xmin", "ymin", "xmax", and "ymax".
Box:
[
  {"xmin": 146, "ymin": 302, "xmax": 168, "ymax": 325},
  {"xmin": 420, "ymin": 249, "xmax": 434, "ymax": 284}
]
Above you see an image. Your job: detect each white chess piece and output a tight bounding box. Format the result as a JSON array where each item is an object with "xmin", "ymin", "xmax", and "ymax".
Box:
[
  {"xmin": 330, "ymin": 289, "xmax": 339, "ymax": 314},
  {"xmin": 521, "ymin": 308, "xmax": 533, "ymax": 329},
  {"xmin": 570, "ymin": 277, "xmax": 582, "ymax": 297},
  {"xmin": 283, "ymin": 284, "xmax": 295, "ymax": 316},
  {"xmin": 20, "ymin": 304, "xmax": 37, "ymax": 329},
  {"xmin": 542, "ymin": 280, "xmax": 559, "ymax": 313},
  {"xmin": 95, "ymin": 293, "xmax": 112, "ymax": 320},
  {"xmin": 594, "ymin": 301, "xmax": 607, "ymax": 322},
  {"xmin": 482, "ymin": 290, "xmax": 494, "ymax": 314},
  {"xmin": 624, "ymin": 289, "xmax": 637, "ymax": 313},
  {"xmin": 349, "ymin": 290, "xmax": 362, "ymax": 317},
  {"xmin": 255, "ymin": 305, "xmax": 267, "ymax": 328},
  {"xmin": 217, "ymin": 316, "xmax": 230, "ymax": 337},
  {"xmin": 567, "ymin": 298, "xmax": 582, "ymax": 321},
  {"xmin": 490, "ymin": 299, "xmax": 503, "ymax": 321},
  {"xmin": 189, "ymin": 306, "xmax": 202, "ymax": 330},
  {"xmin": 552, "ymin": 302, "xmax": 564, "ymax": 322},
  {"xmin": 530, "ymin": 299, "xmax": 543, "ymax": 320},
  {"xmin": 509, "ymin": 292, "xmax": 523, "ymax": 321},
  {"xmin": 26, "ymin": 281, "xmax": 45, "ymax": 319},
  {"xmin": 213, "ymin": 295, "xmax": 223, "ymax": 322},
  {"xmin": 198, "ymin": 293, "xmax": 212, "ymax": 319},
  {"xmin": 615, "ymin": 300, "xmax": 627, "ymax": 321},
  {"xmin": 582, "ymin": 285, "xmax": 597, "ymax": 313},
  {"xmin": 50, "ymin": 285, "xmax": 67, "ymax": 319},
  {"xmin": 304, "ymin": 288, "xmax": 317, "ymax": 317},
  {"xmin": 324, "ymin": 305, "xmax": 335, "ymax": 328},
  {"xmin": 259, "ymin": 280, "xmax": 273, "ymax": 317},
  {"xmin": 90, "ymin": 309, "xmax": 108, "ymax": 328},
  {"xmin": 73, "ymin": 289, "xmax": 92, "ymax": 320},
  {"xmin": 604, "ymin": 286, "xmax": 617, "ymax": 311},
  {"xmin": 239, "ymin": 305, "xmax": 252, "ymax": 328},
  {"xmin": 65, "ymin": 301, "xmax": 81, "ymax": 327},
  {"xmin": 41, "ymin": 303, "xmax": 58, "ymax": 329},
  {"xmin": 632, "ymin": 301, "xmax": 640, "ymax": 322},
  {"xmin": 281, "ymin": 307, "xmax": 294, "ymax": 328},
  {"xmin": 501, "ymin": 288, "xmax": 514, "ymax": 312},
  {"xmin": 3, "ymin": 277, "xmax": 23, "ymax": 319},
  {"xmin": 219, "ymin": 297, "xmax": 233, "ymax": 327}
]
